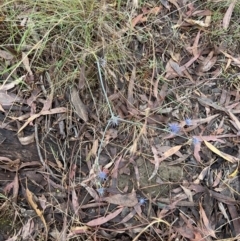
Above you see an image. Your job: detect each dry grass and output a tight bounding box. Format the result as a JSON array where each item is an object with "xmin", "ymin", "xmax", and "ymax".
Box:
[{"xmin": 1, "ymin": 0, "xmax": 240, "ymax": 240}]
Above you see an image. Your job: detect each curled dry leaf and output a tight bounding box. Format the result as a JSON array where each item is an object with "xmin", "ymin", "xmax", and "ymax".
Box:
[
  {"xmin": 21, "ymin": 219, "xmax": 35, "ymax": 240},
  {"xmin": 199, "ymin": 202, "xmax": 216, "ymax": 238},
  {"xmin": 104, "ymin": 192, "xmax": 138, "ymax": 207},
  {"xmin": 149, "ymin": 145, "xmax": 182, "ymax": 180},
  {"xmin": 72, "ymin": 187, "xmax": 80, "ymax": 215},
  {"xmin": 4, "ymin": 173, "xmax": 19, "ymax": 204},
  {"xmin": 86, "ymin": 207, "xmax": 123, "ymax": 226},
  {"xmin": 70, "ymin": 86, "xmax": 88, "ymax": 122},
  {"xmin": 204, "ymin": 140, "xmax": 237, "ymax": 163},
  {"xmin": 0, "ymin": 50, "xmax": 14, "ymax": 60},
  {"xmin": 119, "ymin": 209, "xmax": 137, "ymax": 224},
  {"xmin": 22, "ymin": 52, "xmax": 34, "ymax": 81},
  {"xmin": 0, "ymin": 76, "xmax": 25, "ymax": 91},
  {"xmin": 18, "ymin": 132, "xmax": 35, "ymax": 145},
  {"xmin": 223, "ymin": 0, "xmax": 237, "ymax": 30},
  {"xmin": 127, "ymin": 66, "xmax": 135, "ymax": 106},
  {"xmin": 26, "ymin": 188, "xmax": 48, "ymax": 235},
  {"xmin": 0, "ymin": 92, "xmax": 23, "ymax": 106}
]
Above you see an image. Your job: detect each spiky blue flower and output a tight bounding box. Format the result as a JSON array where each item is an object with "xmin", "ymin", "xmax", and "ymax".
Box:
[
  {"xmin": 97, "ymin": 187, "xmax": 105, "ymax": 196},
  {"xmin": 192, "ymin": 137, "xmax": 200, "ymax": 145},
  {"xmin": 168, "ymin": 123, "xmax": 180, "ymax": 134},
  {"xmin": 185, "ymin": 118, "xmax": 192, "ymax": 126},
  {"xmin": 98, "ymin": 171, "xmax": 107, "ymax": 181},
  {"xmin": 139, "ymin": 197, "xmax": 147, "ymax": 205}
]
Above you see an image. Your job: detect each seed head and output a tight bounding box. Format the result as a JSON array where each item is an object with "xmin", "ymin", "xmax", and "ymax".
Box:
[{"xmin": 109, "ymin": 115, "xmax": 120, "ymax": 127}]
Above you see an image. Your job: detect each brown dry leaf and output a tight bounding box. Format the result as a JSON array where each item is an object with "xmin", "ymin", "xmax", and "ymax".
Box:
[
  {"xmin": 198, "ymin": 51, "xmax": 217, "ymax": 72},
  {"xmin": 218, "ymin": 202, "xmax": 230, "ymax": 224},
  {"xmin": 204, "ymin": 140, "xmax": 237, "ymax": 163},
  {"xmin": 227, "ymin": 110, "xmax": 240, "ymax": 132},
  {"xmin": 227, "ymin": 204, "xmax": 240, "ymax": 236},
  {"xmin": 210, "ymin": 190, "xmax": 238, "ymax": 205},
  {"xmin": 161, "ymin": 145, "xmax": 182, "ymax": 159},
  {"xmin": 12, "ymin": 173, "xmax": 19, "ymax": 204},
  {"xmin": 168, "ymin": 0, "xmax": 182, "ymax": 23},
  {"xmin": 142, "ymin": 6, "xmax": 161, "ymax": 15},
  {"xmin": 169, "ymin": 59, "xmax": 183, "ymax": 76},
  {"xmin": 104, "ymin": 128, "xmax": 118, "ymax": 146},
  {"xmin": 81, "ymin": 183, "xmax": 99, "ymax": 202},
  {"xmin": 4, "ymin": 173, "xmax": 19, "ymax": 203},
  {"xmin": 194, "ymin": 135, "xmax": 226, "ymax": 143},
  {"xmin": 0, "ymin": 76, "xmax": 25, "ymax": 91},
  {"xmin": 0, "ymin": 50, "xmax": 14, "ymax": 60},
  {"xmin": 86, "ymin": 139, "xmax": 98, "ymax": 162},
  {"xmin": 185, "ymin": 17, "xmax": 210, "ymax": 27},
  {"xmin": 180, "ymin": 185, "xmax": 193, "ymax": 202},
  {"xmin": 127, "ymin": 66, "xmax": 135, "ymax": 106},
  {"xmin": 193, "ymin": 138, "xmax": 202, "ymax": 163},
  {"xmin": 111, "ymin": 156, "xmax": 122, "ymax": 179},
  {"xmin": 158, "ymin": 83, "xmax": 168, "ymax": 104},
  {"xmin": 19, "ymin": 161, "xmax": 41, "ymax": 170},
  {"xmin": 160, "ymin": 0, "xmax": 170, "ymax": 10},
  {"xmin": 149, "ymin": 145, "xmax": 182, "ymax": 180},
  {"xmin": 131, "ymin": 13, "xmax": 144, "ymax": 27},
  {"xmin": 0, "ymin": 158, "xmax": 20, "ymax": 172},
  {"xmin": 194, "ymin": 166, "xmax": 209, "ymax": 184},
  {"xmin": 72, "ymin": 187, "xmax": 80, "ymax": 215},
  {"xmin": 26, "ymin": 188, "xmax": 48, "ymax": 234},
  {"xmin": 0, "ymin": 104, "xmax": 5, "ymax": 112},
  {"xmin": 228, "ymin": 165, "xmax": 238, "ymax": 178},
  {"xmin": 68, "ymin": 226, "xmax": 88, "ymax": 238},
  {"xmin": 18, "ymin": 132, "xmax": 35, "ymax": 145},
  {"xmin": 21, "ymin": 219, "xmax": 35, "ymax": 240},
  {"xmin": 220, "ymin": 50, "xmax": 240, "ymax": 67},
  {"xmin": 130, "ymin": 158, "xmax": 140, "ymax": 188},
  {"xmin": 86, "ymin": 207, "xmax": 123, "ymax": 226},
  {"xmin": 199, "ymin": 202, "xmax": 216, "ymax": 238},
  {"xmin": 223, "ymin": 0, "xmax": 237, "ymax": 30},
  {"xmin": 0, "ymin": 92, "xmax": 23, "ymax": 106},
  {"xmin": 22, "ymin": 52, "xmax": 34, "ymax": 81},
  {"xmin": 104, "ymin": 192, "xmax": 138, "ymax": 207},
  {"xmin": 149, "ymin": 146, "xmax": 160, "ymax": 180},
  {"xmin": 18, "ymin": 107, "xmax": 67, "ymax": 133},
  {"xmin": 70, "ymin": 87, "xmax": 88, "ymax": 122},
  {"xmin": 148, "ymin": 6, "xmax": 162, "ymax": 15},
  {"xmin": 119, "ymin": 209, "xmax": 137, "ymax": 224},
  {"xmin": 189, "ymin": 30, "xmax": 201, "ymax": 57},
  {"xmin": 192, "ymin": 231, "xmax": 204, "ymax": 241},
  {"xmin": 212, "ymin": 170, "xmax": 222, "ymax": 187}
]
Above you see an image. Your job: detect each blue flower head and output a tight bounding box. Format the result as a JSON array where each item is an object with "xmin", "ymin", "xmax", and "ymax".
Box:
[
  {"xmin": 185, "ymin": 118, "xmax": 192, "ymax": 126},
  {"xmin": 139, "ymin": 197, "xmax": 147, "ymax": 205},
  {"xmin": 97, "ymin": 187, "xmax": 105, "ymax": 196},
  {"xmin": 168, "ymin": 123, "xmax": 180, "ymax": 134},
  {"xmin": 98, "ymin": 171, "xmax": 108, "ymax": 181},
  {"xmin": 192, "ymin": 137, "xmax": 200, "ymax": 145}
]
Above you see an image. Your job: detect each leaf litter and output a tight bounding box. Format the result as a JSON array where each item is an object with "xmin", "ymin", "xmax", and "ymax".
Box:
[{"xmin": 1, "ymin": 0, "xmax": 240, "ymax": 240}]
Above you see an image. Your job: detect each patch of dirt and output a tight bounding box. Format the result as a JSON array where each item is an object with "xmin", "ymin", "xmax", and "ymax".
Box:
[{"xmin": 118, "ymin": 157, "xmax": 183, "ymax": 197}]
